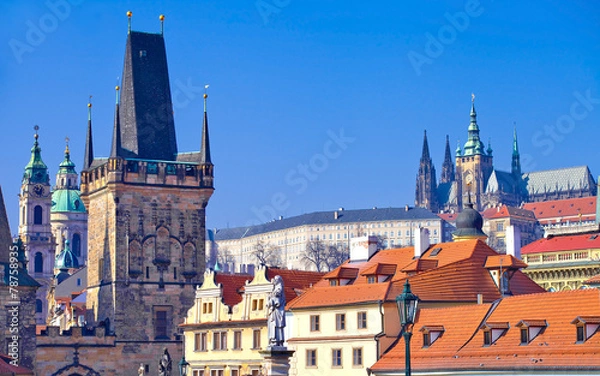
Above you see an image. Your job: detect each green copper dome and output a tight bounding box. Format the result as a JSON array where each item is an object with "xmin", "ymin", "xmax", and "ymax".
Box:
[
  {"xmin": 55, "ymin": 240, "xmax": 80, "ymax": 270},
  {"xmin": 23, "ymin": 132, "xmax": 49, "ymax": 184},
  {"xmin": 462, "ymin": 101, "xmax": 486, "ymax": 156},
  {"xmin": 51, "ymin": 189, "xmax": 86, "ymax": 213}
]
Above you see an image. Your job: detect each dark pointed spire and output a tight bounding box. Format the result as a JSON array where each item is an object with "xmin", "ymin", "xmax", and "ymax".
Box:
[
  {"xmin": 440, "ymin": 135, "xmax": 455, "ymax": 184},
  {"xmin": 83, "ymin": 97, "xmax": 94, "ymax": 170},
  {"xmin": 200, "ymin": 86, "xmax": 212, "ymax": 165},
  {"xmin": 110, "ymin": 86, "xmax": 122, "ymax": 158},
  {"xmin": 420, "ymin": 130, "xmax": 431, "ymax": 162},
  {"xmin": 0, "ymin": 185, "xmax": 12, "ymax": 264},
  {"xmin": 511, "ymin": 124, "xmax": 521, "ymax": 177}
]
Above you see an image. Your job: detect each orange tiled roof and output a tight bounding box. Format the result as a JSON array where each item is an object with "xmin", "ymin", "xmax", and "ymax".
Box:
[
  {"xmin": 215, "ymin": 273, "xmax": 254, "ymax": 307},
  {"xmin": 437, "ymin": 213, "xmax": 458, "ymax": 222},
  {"xmin": 289, "ymin": 239, "xmax": 543, "ymax": 309},
  {"xmin": 522, "ymin": 232, "xmax": 600, "ymax": 254},
  {"xmin": 585, "ymin": 274, "xmax": 600, "ymax": 285},
  {"xmin": 484, "ymin": 254, "xmax": 528, "ymax": 269},
  {"xmin": 400, "ymin": 258, "xmax": 438, "ymax": 274},
  {"xmin": 360, "ymin": 262, "xmax": 397, "ymax": 276},
  {"xmin": 523, "ymin": 196, "xmax": 597, "ymax": 224},
  {"xmin": 372, "ymin": 289, "xmax": 600, "ymax": 373},
  {"xmin": 482, "ymin": 205, "xmax": 536, "ymax": 220},
  {"xmin": 323, "ymin": 266, "xmax": 359, "ymax": 280},
  {"xmin": 266, "ymin": 268, "xmax": 324, "ymax": 298}
]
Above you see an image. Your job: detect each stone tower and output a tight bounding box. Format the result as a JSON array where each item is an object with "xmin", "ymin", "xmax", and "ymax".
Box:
[
  {"xmin": 50, "ymin": 139, "xmax": 88, "ymax": 270},
  {"xmin": 18, "ymin": 128, "xmax": 56, "ymax": 325},
  {"xmin": 455, "ymin": 96, "xmax": 493, "ymax": 211},
  {"xmin": 79, "ymin": 24, "xmax": 214, "ymax": 363},
  {"xmin": 415, "ymin": 130, "xmax": 438, "ymax": 212}
]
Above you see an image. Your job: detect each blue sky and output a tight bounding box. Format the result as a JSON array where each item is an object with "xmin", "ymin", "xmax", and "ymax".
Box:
[{"xmin": 1, "ymin": 1, "xmax": 599, "ymax": 233}]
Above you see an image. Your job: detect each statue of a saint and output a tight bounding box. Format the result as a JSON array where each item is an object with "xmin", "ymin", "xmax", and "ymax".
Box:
[
  {"xmin": 158, "ymin": 348, "xmax": 172, "ymax": 376},
  {"xmin": 138, "ymin": 363, "xmax": 145, "ymax": 376},
  {"xmin": 267, "ymin": 275, "xmax": 286, "ymax": 347}
]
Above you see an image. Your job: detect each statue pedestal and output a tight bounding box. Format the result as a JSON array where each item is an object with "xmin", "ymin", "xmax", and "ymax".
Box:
[{"xmin": 259, "ymin": 347, "xmax": 295, "ymax": 376}]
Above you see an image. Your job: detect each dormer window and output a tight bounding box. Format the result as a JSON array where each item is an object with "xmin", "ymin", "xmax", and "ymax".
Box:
[
  {"xmin": 571, "ymin": 317, "xmax": 600, "ymax": 343},
  {"xmin": 420, "ymin": 325, "xmax": 444, "ymax": 348},
  {"xmin": 480, "ymin": 322, "xmax": 509, "ymax": 346},
  {"xmin": 516, "ymin": 320, "xmax": 547, "ymax": 345}
]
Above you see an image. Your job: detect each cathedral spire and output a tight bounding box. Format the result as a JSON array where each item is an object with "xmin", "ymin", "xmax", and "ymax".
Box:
[
  {"xmin": 462, "ymin": 94, "xmax": 486, "ymax": 156},
  {"xmin": 415, "ymin": 130, "xmax": 438, "ymax": 212},
  {"xmin": 420, "ymin": 130, "xmax": 431, "ymax": 162},
  {"xmin": 23, "ymin": 125, "xmax": 49, "ymax": 184},
  {"xmin": 83, "ymin": 97, "xmax": 94, "ymax": 170},
  {"xmin": 200, "ymin": 85, "xmax": 212, "ymax": 165},
  {"xmin": 511, "ymin": 124, "xmax": 521, "ymax": 177},
  {"xmin": 110, "ymin": 86, "xmax": 122, "ymax": 158},
  {"xmin": 440, "ymin": 135, "xmax": 455, "ymax": 184}
]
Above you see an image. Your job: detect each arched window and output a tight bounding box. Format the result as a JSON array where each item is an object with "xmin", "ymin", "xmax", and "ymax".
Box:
[
  {"xmin": 35, "ymin": 299, "xmax": 43, "ymax": 313},
  {"xmin": 72, "ymin": 233, "xmax": 81, "ymax": 257},
  {"xmin": 34, "ymin": 205, "xmax": 43, "ymax": 225},
  {"xmin": 34, "ymin": 252, "xmax": 43, "ymax": 273}
]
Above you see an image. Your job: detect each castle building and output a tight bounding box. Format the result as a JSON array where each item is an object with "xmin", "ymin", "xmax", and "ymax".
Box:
[
  {"xmin": 35, "ymin": 15, "xmax": 215, "ymax": 375},
  {"xmin": 415, "ymin": 97, "xmax": 596, "ymax": 213},
  {"xmin": 18, "ymin": 129, "xmax": 56, "ymax": 326}
]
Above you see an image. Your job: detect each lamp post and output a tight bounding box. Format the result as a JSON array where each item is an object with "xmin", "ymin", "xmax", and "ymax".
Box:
[
  {"xmin": 396, "ymin": 280, "xmax": 419, "ymax": 376},
  {"xmin": 178, "ymin": 355, "xmax": 190, "ymax": 376}
]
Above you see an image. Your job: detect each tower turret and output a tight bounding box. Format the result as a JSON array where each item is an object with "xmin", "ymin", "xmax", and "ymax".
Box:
[
  {"xmin": 440, "ymin": 135, "xmax": 455, "ymax": 184},
  {"xmin": 415, "ymin": 130, "xmax": 438, "ymax": 212}
]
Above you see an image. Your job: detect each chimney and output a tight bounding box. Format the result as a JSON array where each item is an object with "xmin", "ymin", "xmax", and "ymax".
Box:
[
  {"xmin": 477, "ymin": 293, "xmax": 483, "ymax": 304},
  {"xmin": 334, "ymin": 211, "xmax": 339, "ymax": 220},
  {"xmin": 414, "ymin": 227, "xmax": 430, "ymax": 258},
  {"xmin": 506, "ymin": 225, "xmax": 521, "ymax": 259},
  {"xmin": 350, "ymin": 235, "xmax": 379, "ymax": 262}
]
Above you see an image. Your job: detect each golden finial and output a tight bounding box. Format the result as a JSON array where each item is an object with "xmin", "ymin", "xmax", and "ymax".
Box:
[
  {"xmin": 34, "ymin": 125, "xmax": 39, "ymax": 140},
  {"xmin": 127, "ymin": 11, "xmax": 132, "ymax": 33},
  {"xmin": 115, "ymin": 85, "xmax": 120, "ymax": 105},
  {"xmin": 65, "ymin": 137, "xmax": 70, "ymax": 154},
  {"xmin": 87, "ymin": 95, "xmax": 92, "ymax": 121},
  {"xmin": 159, "ymin": 14, "xmax": 165, "ymax": 34},
  {"xmin": 115, "ymin": 85, "xmax": 120, "ymax": 91},
  {"xmin": 204, "ymin": 84, "xmax": 209, "ymax": 111}
]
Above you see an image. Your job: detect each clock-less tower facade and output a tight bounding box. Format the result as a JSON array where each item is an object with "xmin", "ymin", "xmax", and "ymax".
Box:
[{"xmin": 18, "ymin": 128, "xmax": 56, "ymax": 325}]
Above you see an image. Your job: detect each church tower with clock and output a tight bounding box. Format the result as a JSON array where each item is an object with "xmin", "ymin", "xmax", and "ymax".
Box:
[{"xmin": 18, "ymin": 127, "xmax": 56, "ymax": 325}]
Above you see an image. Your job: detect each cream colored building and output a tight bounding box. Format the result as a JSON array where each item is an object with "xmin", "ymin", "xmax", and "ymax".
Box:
[
  {"xmin": 181, "ymin": 266, "xmax": 322, "ymax": 376},
  {"xmin": 208, "ymin": 207, "xmax": 445, "ymax": 272}
]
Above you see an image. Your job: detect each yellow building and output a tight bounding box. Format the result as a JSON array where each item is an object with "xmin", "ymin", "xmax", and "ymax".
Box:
[
  {"xmin": 521, "ymin": 232, "xmax": 600, "ymax": 291},
  {"xmin": 181, "ymin": 266, "xmax": 322, "ymax": 376}
]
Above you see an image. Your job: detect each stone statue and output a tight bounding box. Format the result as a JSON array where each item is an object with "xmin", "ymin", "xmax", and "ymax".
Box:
[
  {"xmin": 267, "ymin": 275, "xmax": 286, "ymax": 347},
  {"xmin": 158, "ymin": 348, "xmax": 172, "ymax": 376},
  {"xmin": 138, "ymin": 363, "xmax": 145, "ymax": 376}
]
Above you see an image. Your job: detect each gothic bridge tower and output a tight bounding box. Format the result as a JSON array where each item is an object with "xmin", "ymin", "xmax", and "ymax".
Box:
[{"xmin": 79, "ymin": 14, "xmax": 214, "ymax": 358}]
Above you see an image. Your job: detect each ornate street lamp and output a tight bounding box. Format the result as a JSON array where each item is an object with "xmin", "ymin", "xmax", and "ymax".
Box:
[
  {"xmin": 396, "ymin": 280, "xmax": 419, "ymax": 376},
  {"xmin": 178, "ymin": 355, "xmax": 190, "ymax": 376}
]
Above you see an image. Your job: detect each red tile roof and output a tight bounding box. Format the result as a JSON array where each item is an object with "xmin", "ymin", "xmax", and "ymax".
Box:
[
  {"xmin": 323, "ymin": 266, "xmax": 359, "ymax": 280},
  {"xmin": 372, "ymin": 289, "xmax": 600, "ymax": 373},
  {"xmin": 360, "ymin": 263, "xmax": 397, "ymax": 276},
  {"xmin": 437, "ymin": 213, "xmax": 458, "ymax": 223},
  {"xmin": 484, "ymin": 254, "xmax": 528, "ymax": 269},
  {"xmin": 585, "ymin": 274, "xmax": 600, "ymax": 285},
  {"xmin": 482, "ymin": 205, "xmax": 536, "ymax": 220},
  {"xmin": 0, "ymin": 353, "xmax": 34, "ymax": 375},
  {"xmin": 523, "ymin": 196, "xmax": 597, "ymax": 225},
  {"xmin": 521, "ymin": 232, "xmax": 600, "ymax": 254},
  {"xmin": 288, "ymin": 239, "xmax": 544, "ymax": 309},
  {"xmin": 215, "ymin": 273, "xmax": 253, "ymax": 307}
]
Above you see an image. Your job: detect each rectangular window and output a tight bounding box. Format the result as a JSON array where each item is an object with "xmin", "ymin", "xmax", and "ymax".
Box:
[
  {"xmin": 306, "ymin": 349, "xmax": 317, "ymax": 367},
  {"xmin": 231, "ymin": 370, "xmax": 239, "ymax": 376},
  {"xmin": 332, "ymin": 349, "xmax": 342, "ymax": 367},
  {"xmin": 252, "ymin": 299, "xmax": 264, "ymax": 311},
  {"xmin": 577, "ymin": 325, "xmax": 585, "ymax": 342},
  {"xmin": 154, "ymin": 309, "xmax": 168, "ymax": 339},
  {"xmin": 352, "ymin": 348, "xmax": 363, "ymax": 366},
  {"xmin": 202, "ymin": 302, "xmax": 213, "ymax": 314},
  {"xmin": 336, "ymin": 314, "xmax": 346, "ymax": 331},
  {"xmin": 367, "ymin": 276, "xmax": 376, "ymax": 284},
  {"xmin": 210, "ymin": 370, "xmax": 224, "ymax": 376},
  {"xmin": 520, "ymin": 328, "xmax": 529, "ymax": 344},
  {"xmin": 483, "ymin": 330, "xmax": 491, "ymax": 346},
  {"xmin": 233, "ymin": 331, "xmax": 242, "ymax": 350},
  {"xmin": 310, "ymin": 315, "xmax": 320, "ymax": 332},
  {"xmin": 213, "ymin": 331, "xmax": 227, "ymax": 350},
  {"xmin": 423, "ymin": 332, "xmax": 431, "ymax": 347},
  {"xmin": 357, "ymin": 312, "xmax": 367, "ymax": 329},
  {"xmin": 200, "ymin": 333, "xmax": 207, "ymax": 351},
  {"xmin": 252, "ymin": 329, "xmax": 261, "ymax": 349}
]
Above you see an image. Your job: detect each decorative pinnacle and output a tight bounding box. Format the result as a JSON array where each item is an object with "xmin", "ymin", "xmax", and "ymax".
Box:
[
  {"xmin": 115, "ymin": 85, "xmax": 120, "ymax": 104},
  {"xmin": 34, "ymin": 125, "xmax": 39, "ymax": 140},
  {"xmin": 471, "ymin": 92, "xmax": 475, "ymax": 102},
  {"xmin": 65, "ymin": 137, "xmax": 70, "ymax": 154},
  {"xmin": 159, "ymin": 14, "xmax": 165, "ymax": 34},
  {"xmin": 204, "ymin": 84, "xmax": 209, "ymax": 112},
  {"xmin": 127, "ymin": 11, "xmax": 132, "ymax": 33},
  {"xmin": 87, "ymin": 95, "xmax": 92, "ymax": 120}
]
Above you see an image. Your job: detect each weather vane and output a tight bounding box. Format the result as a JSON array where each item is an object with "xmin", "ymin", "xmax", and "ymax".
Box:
[{"xmin": 471, "ymin": 93, "xmax": 475, "ymax": 102}]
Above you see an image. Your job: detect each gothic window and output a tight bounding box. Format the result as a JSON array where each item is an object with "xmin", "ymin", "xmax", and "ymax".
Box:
[
  {"xmin": 72, "ymin": 233, "xmax": 81, "ymax": 257},
  {"xmin": 155, "ymin": 227, "xmax": 170, "ymax": 262},
  {"xmin": 34, "ymin": 252, "xmax": 43, "ymax": 273},
  {"xmin": 34, "ymin": 205, "xmax": 43, "ymax": 225}
]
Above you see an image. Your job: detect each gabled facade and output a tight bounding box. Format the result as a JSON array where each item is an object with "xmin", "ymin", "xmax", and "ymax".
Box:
[
  {"xmin": 181, "ymin": 266, "xmax": 322, "ymax": 376},
  {"xmin": 286, "ymin": 234, "xmax": 544, "ymax": 376},
  {"xmin": 371, "ymin": 289, "xmax": 600, "ymax": 375},
  {"xmin": 523, "ymin": 196, "xmax": 598, "ymax": 236},
  {"xmin": 481, "ymin": 205, "xmax": 540, "ymax": 253}
]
